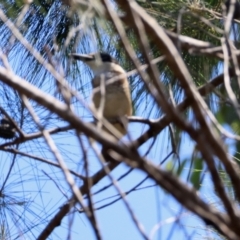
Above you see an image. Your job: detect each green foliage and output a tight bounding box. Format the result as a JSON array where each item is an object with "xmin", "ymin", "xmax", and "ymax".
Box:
[
  {"xmin": 0, "ymin": 0, "xmax": 237, "ymax": 187},
  {"xmin": 176, "ymin": 158, "xmax": 187, "ymax": 176},
  {"xmin": 0, "ymin": 0, "xmax": 25, "ymax": 19},
  {"xmin": 133, "ymin": 0, "xmax": 223, "ymax": 115},
  {"xmin": 190, "ymin": 158, "xmax": 203, "ymax": 190},
  {"xmin": 165, "ymin": 158, "xmax": 187, "ymax": 176},
  {"xmin": 216, "ymin": 104, "xmax": 238, "ymax": 126},
  {"xmin": 0, "ymin": 0, "xmax": 228, "ymax": 117},
  {"xmin": 0, "ymin": 0, "xmax": 239, "ymax": 238}
]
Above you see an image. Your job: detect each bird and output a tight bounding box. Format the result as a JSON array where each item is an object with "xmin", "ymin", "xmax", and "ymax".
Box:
[{"xmin": 71, "ymin": 52, "xmax": 132, "ymax": 138}]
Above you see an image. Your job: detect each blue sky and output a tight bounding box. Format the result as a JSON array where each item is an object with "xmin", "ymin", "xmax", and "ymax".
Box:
[
  {"xmin": 0, "ymin": 71, "xmax": 217, "ymax": 239},
  {"xmin": 0, "ymin": 8, "xmax": 227, "ymax": 239},
  {"xmin": 0, "ymin": 51, "xmax": 225, "ymax": 239}
]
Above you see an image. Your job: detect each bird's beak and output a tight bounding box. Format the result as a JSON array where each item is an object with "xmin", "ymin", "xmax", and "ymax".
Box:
[{"xmin": 70, "ymin": 53, "xmax": 94, "ymax": 62}]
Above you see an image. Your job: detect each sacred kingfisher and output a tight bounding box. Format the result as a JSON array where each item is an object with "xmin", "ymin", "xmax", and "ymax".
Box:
[{"xmin": 71, "ymin": 52, "xmax": 132, "ymax": 137}]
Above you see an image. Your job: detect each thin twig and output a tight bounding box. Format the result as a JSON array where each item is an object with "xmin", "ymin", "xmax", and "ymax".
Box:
[{"xmin": 3, "ymin": 148, "xmax": 85, "ymax": 180}]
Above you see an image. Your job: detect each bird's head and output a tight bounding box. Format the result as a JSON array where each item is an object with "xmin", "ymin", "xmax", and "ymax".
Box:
[{"xmin": 70, "ymin": 52, "xmax": 125, "ymax": 76}]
